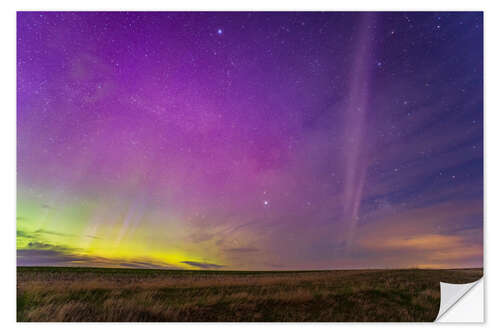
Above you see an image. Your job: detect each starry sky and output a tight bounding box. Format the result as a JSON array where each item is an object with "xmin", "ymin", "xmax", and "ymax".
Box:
[{"xmin": 17, "ymin": 12, "xmax": 483, "ymax": 270}]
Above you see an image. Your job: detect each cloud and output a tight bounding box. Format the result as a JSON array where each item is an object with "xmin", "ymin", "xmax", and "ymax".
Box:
[
  {"xmin": 84, "ymin": 234, "xmax": 101, "ymax": 239},
  {"xmin": 180, "ymin": 261, "xmax": 224, "ymax": 269},
  {"xmin": 223, "ymin": 247, "xmax": 259, "ymax": 253},
  {"xmin": 17, "ymin": 230, "xmax": 34, "ymax": 238},
  {"xmin": 17, "ymin": 249, "xmax": 87, "ymax": 266},
  {"xmin": 34, "ymin": 229, "xmax": 72, "ymax": 237},
  {"xmin": 26, "ymin": 241, "xmax": 75, "ymax": 253},
  {"xmin": 115, "ymin": 261, "xmax": 173, "ymax": 270},
  {"xmin": 366, "ymin": 234, "xmax": 463, "ymax": 251},
  {"xmin": 351, "ymin": 201, "xmax": 484, "ymax": 268},
  {"xmin": 17, "ymin": 248, "xmax": 177, "ymax": 270},
  {"xmin": 189, "ymin": 230, "xmax": 214, "ymax": 243},
  {"xmin": 18, "ymin": 236, "xmax": 179, "ymax": 270},
  {"xmin": 18, "ymin": 228, "xmax": 101, "ymax": 240}
]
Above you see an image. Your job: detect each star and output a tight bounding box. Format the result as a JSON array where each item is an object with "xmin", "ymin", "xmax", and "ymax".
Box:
[
  {"xmin": 263, "ymin": 200, "xmax": 269, "ymax": 206},
  {"xmin": 217, "ymin": 28, "xmax": 223, "ymax": 35}
]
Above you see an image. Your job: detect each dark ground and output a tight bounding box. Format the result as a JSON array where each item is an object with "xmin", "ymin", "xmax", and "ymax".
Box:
[{"xmin": 17, "ymin": 266, "xmax": 483, "ymax": 322}]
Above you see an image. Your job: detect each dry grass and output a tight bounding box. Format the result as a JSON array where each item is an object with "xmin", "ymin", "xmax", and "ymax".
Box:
[{"xmin": 17, "ymin": 267, "xmax": 482, "ymax": 322}]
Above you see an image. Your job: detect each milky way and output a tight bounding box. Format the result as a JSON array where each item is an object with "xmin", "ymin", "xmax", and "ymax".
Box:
[{"xmin": 17, "ymin": 12, "xmax": 483, "ymax": 270}]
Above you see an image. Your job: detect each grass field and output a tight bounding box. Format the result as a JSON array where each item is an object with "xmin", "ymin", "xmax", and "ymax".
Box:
[{"xmin": 17, "ymin": 266, "xmax": 482, "ymax": 322}]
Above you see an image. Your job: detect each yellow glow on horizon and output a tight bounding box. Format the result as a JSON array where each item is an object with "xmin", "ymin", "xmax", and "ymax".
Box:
[{"xmin": 16, "ymin": 190, "xmax": 228, "ymax": 269}]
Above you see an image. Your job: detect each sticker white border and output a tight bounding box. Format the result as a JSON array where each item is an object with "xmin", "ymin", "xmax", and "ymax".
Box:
[{"xmin": 436, "ymin": 278, "xmax": 484, "ymax": 322}]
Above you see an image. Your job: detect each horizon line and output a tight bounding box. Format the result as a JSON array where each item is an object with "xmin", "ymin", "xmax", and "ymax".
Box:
[{"xmin": 16, "ymin": 265, "xmax": 484, "ymax": 272}]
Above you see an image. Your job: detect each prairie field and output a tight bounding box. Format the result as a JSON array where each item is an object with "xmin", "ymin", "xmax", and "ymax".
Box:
[{"xmin": 17, "ymin": 267, "xmax": 482, "ymax": 322}]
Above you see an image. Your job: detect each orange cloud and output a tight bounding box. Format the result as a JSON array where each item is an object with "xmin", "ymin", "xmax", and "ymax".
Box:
[{"xmin": 366, "ymin": 234, "xmax": 462, "ymax": 251}]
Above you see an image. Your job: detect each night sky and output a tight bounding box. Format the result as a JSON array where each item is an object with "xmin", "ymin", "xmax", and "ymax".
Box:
[{"xmin": 17, "ymin": 12, "xmax": 483, "ymax": 270}]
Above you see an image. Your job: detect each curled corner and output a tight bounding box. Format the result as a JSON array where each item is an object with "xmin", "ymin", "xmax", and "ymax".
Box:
[{"xmin": 435, "ymin": 278, "xmax": 483, "ymax": 322}]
